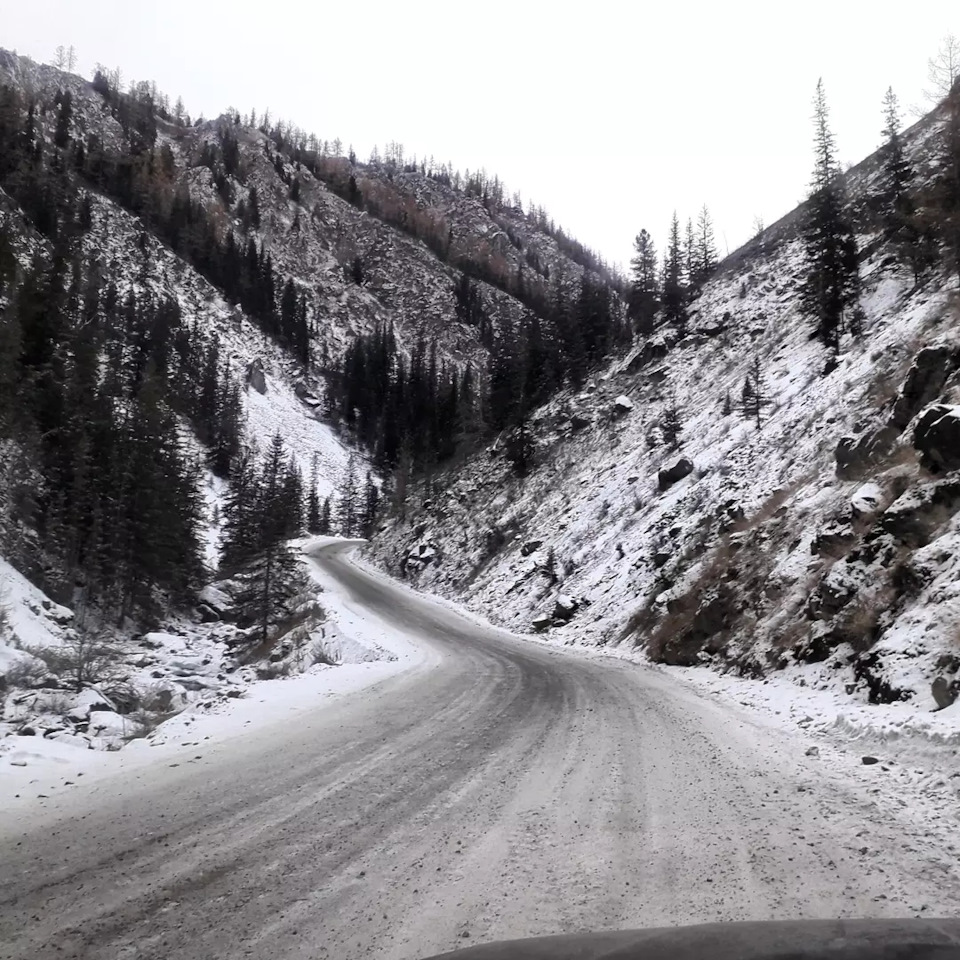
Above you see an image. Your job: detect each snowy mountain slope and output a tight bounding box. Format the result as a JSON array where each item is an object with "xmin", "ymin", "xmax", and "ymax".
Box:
[
  {"xmin": 0, "ymin": 50, "xmax": 359, "ymax": 497},
  {"xmin": 0, "ymin": 46, "xmax": 625, "ymax": 754},
  {"xmin": 0, "ymin": 56, "xmax": 367, "ymax": 746},
  {"xmin": 0, "ymin": 47, "xmax": 614, "ymax": 372},
  {"xmin": 369, "ymin": 120, "xmax": 960, "ymax": 716},
  {"xmin": 78, "ymin": 190, "xmax": 355, "ymax": 499}
]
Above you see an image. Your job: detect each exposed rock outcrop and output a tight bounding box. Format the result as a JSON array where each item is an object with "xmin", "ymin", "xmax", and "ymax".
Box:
[
  {"xmin": 913, "ymin": 404, "xmax": 960, "ymax": 472},
  {"xmin": 835, "ymin": 426, "xmax": 899, "ymax": 479},
  {"xmin": 889, "ymin": 346, "xmax": 960, "ymax": 430},
  {"xmin": 246, "ymin": 358, "xmax": 267, "ymax": 394}
]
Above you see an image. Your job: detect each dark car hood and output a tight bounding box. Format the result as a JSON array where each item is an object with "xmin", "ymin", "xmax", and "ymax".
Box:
[{"xmin": 420, "ymin": 919, "xmax": 960, "ymax": 959}]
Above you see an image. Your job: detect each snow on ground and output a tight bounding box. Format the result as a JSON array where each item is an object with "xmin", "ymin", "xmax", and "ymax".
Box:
[
  {"xmin": 0, "ymin": 540, "xmax": 426, "ymax": 811},
  {"xmin": 0, "ymin": 556, "xmax": 71, "ymax": 673},
  {"xmin": 200, "ymin": 469, "xmax": 229, "ymax": 572},
  {"xmin": 244, "ymin": 376, "xmax": 355, "ymax": 498}
]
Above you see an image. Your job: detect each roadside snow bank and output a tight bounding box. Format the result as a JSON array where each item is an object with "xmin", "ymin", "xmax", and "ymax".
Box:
[{"xmin": 0, "ymin": 540, "xmax": 428, "ymax": 809}]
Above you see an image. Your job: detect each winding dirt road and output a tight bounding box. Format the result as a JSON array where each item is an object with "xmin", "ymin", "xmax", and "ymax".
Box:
[{"xmin": 1, "ymin": 543, "xmax": 958, "ymax": 960}]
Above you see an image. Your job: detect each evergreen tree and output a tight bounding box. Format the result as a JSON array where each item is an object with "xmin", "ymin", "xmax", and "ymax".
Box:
[
  {"xmin": 221, "ymin": 448, "xmax": 259, "ymax": 570},
  {"xmin": 230, "ymin": 435, "xmax": 303, "ymax": 644},
  {"xmin": 694, "ymin": 205, "xmax": 718, "ymax": 287},
  {"xmin": 351, "ymin": 256, "xmax": 365, "ymax": 286},
  {"xmin": 741, "ymin": 356, "xmax": 768, "ymax": 428},
  {"xmin": 662, "ymin": 404, "xmax": 682, "ymax": 449},
  {"xmin": 248, "ymin": 185, "xmax": 261, "ymax": 230},
  {"xmin": 54, "ymin": 89, "xmax": 73, "ymax": 150},
  {"xmin": 661, "ymin": 213, "xmax": 686, "ymax": 334},
  {"xmin": 683, "ymin": 218, "xmax": 696, "ymax": 291},
  {"xmin": 577, "ymin": 273, "xmax": 613, "ymax": 364},
  {"xmin": 340, "ymin": 454, "xmax": 359, "ymax": 536},
  {"xmin": 800, "ymin": 80, "xmax": 860, "ymax": 354},
  {"xmin": 487, "ymin": 326, "xmax": 524, "ymax": 432},
  {"xmin": 879, "ymin": 88, "xmax": 931, "ymax": 282},
  {"xmin": 360, "ymin": 471, "xmax": 379, "ymax": 537},
  {"xmin": 347, "ymin": 174, "xmax": 361, "ymax": 207},
  {"xmin": 505, "ymin": 405, "xmax": 534, "ymax": 478},
  {"xmin": 880, "ymin": 88, "xmax": 912, "ymax": 217},
  {"xmin": 628, "ymin": 229, "xmax": 659, "ymax": 335},
  {"xmin": 307, "ymin": 456, "xmax": 322, "ymax": 534}
]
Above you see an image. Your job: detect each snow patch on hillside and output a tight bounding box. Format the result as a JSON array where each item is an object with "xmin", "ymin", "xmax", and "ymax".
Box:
[{"xmin": 0, "ymin": 541, "xmax": 422, "ymax": 808}]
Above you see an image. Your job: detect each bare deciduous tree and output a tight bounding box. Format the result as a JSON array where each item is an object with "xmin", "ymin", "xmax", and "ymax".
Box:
[
  {"xmin": 26, "ymin": 629, "xmax": 120, "ymax": 693},
  {"xmin": 925, "ymin": 34, "xmax": 960, "ymax": 102}
]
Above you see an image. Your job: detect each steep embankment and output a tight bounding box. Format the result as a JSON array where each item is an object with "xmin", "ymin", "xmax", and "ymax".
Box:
[{"xmin": 370, "ymin": 109, "xmax": 960, "ymax": 715}]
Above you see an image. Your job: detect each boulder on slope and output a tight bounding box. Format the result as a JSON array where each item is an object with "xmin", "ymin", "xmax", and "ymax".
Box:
[
  {"xmin": 658, "ymin": 458, "xmax": 694, "ymax": 491},
  {"xmin": 913, "ymin": 404, "xmax": 960, "ymax": 472},
  {"xmin": 246, "ymin": 358, "xmax": 267, "ymax": 394}
]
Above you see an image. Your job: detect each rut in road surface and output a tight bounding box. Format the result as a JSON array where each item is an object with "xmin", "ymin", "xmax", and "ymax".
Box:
[{"xmin": 0, "ymin": 544, "xmax": 957, "ymax": 960}]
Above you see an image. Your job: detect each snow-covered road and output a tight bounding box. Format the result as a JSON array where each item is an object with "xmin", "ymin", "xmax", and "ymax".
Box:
[{"xmin": 1, "ymin": 543, "xmax": 958, "ymax": 960}]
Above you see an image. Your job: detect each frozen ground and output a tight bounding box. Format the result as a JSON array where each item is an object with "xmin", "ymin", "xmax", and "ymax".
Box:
[
  {"xmin": 2, "ymin": 543, "xmax": 959, "ymax": 960},
  {"xmin": 0, "ymin": 539, "xmax": 425, "ymax": 811}
]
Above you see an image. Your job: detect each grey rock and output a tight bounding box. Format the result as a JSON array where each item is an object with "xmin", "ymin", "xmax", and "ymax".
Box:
[
  {"xmin": 879, "ymin": 478, "xmax": 960, "ymax": 548},
  {"xmin": 716, "ymin": 500, "xmax": 746, "ymax": 533},
  {"xmin": 552, "ymin": 594, "xmax": 579, "ymax": 622},
  {"xmin": 700, "ymin": 322, "xmax": 728, "ymax": 338},
  {"xmin": 850, "ymin": 483, "xmax": 883, "ymax": 518},
  {"xmin": 807, "ymin": 566, "xmax": 859, "ymax": 620},
  {"xmin": 402, "ymin": 541, "xmax": 437, "ymax": 575},
  {"xmin": 913, "ymin": 404, "xmax": 960, "ymax": 472},
  {"xmin": 532, "ymin": 614, "xmax": 552, "ymax": 632},
  {"xmin": 521, "ymin": 540, "xmax": 543, "ymax": 557},
  {"xmin": 890, "ymin": 346, "xmax": 960, "ymax": 430},
  {"xmin": 835, "ymin": 426, "xmax": 899, "ymax": 479},
  {"xmin": 658, "ymin": 458, "xmax": 694, "ymax": 491},
  {"xmin": 931, "ymin": 676, "xmax": 958, "ymax": 710},
  {"xmin": 626, "ymin": 339, "xmax": 669, "ymax": 373},
  {"xmin": 569, "ymin": 414, "xmax": 592, "ymax": 431},
  {"xmin": 246, "ymin": 358, "xmax": 267, "ymax": 394},
  {"xmin": 198, "ymin": 603, "xmax": 220, "ymax": 623},
  {"xmin": 811, "ymin": 521, "xmax": 856, "ymax": 559}
]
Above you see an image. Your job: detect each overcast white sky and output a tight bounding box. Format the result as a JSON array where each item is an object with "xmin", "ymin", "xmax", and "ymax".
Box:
[{"xmin": 3, "ymin": 1, "xmax": 957, "ymax": 268}]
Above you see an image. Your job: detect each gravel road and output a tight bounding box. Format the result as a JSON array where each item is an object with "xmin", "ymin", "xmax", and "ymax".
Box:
[{"xmin": 1, "ymin": 543, "xmax": 958, "ymax": 960}]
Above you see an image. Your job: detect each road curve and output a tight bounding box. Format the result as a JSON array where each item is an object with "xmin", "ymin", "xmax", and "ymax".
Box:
[{"xmin": 1, "ymin": 544, "xmax": 958, "ymax": 960}]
